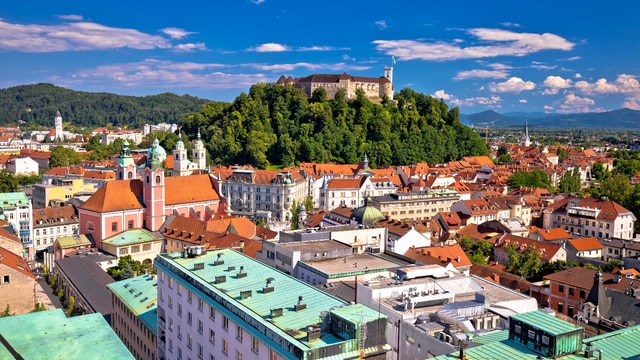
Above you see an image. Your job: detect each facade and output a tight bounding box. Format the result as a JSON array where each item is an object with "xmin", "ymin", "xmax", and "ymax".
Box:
[
  {"xmin": 0, "ymin": 309, "xmax": 134, "ymax": 359},
  {"xmin": 79, "ymin": 140, "xmax": 222, "ymax": 247},
  {"xmin": 217, "ymin": 167, "xmax": 309, "ymax": 222},
  {"xmin": 155, "ymin": 248, "xmax": 389, "ymax": 360},
  {"xmin": 371, "ymin": 189, "xmax": 460, "ymax": 222},
  {"xmin": 101, "ymin": 131, "xmax": 144, "ymax": 145},
  {"xmin": 565, "ymin": 237, "xmax": 604, "ymax": 262},
  {"xmin": 277, "ymin": 67, "xmax": 394, "ymax": 101},
  {"xmin": 32, "ymin": 205, "xmax": 79, "ymax": 260},
  {"xmin": 296, "ymin": 253, "xmax": 401, "ymax": 285},
  {"xmin": 107, "ymin": 274, "xmax": 158, "ymax": 360},
  {"xmin": 169, "ymin": 132, "xmax": 207, "ymax": 177},
  {"xmin": 543, "ymin": 196, "xmax": 636, "ymax": 240},
  {"xmin": 0, "ymin": 245, "xmax": 36, "ymax": 314},
  {"xmin": 6, "ymin": 157, "xmax": 38, "ymax": 175},
  {"xmin": 257, "ymin": 239, "xmax": 353, "ymax": 276},
  {"xmin": 32, "ymin": 176, "xmax": 97, "ymax": 208},
  {"xmin": 320, "ymin": 177, "xmax": 373, "ymax": 210},
  {"xmin": 0, "ymin": 192, "xmax": 32, "ymax": 259},
  {"xmin": 450, "ymin": 198, "xmax": 498, "ymax": 225},
  {"xmin": 43, "ymin": 234, "xmax": 93, "ymax": 270},
  {"xmin": 101, "ymin": 228, "xmax": 162, "ymax": 265}
]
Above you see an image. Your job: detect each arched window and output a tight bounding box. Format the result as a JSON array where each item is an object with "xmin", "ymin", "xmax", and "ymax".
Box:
[
  {"xmin": 86, "ymin": 222, "xmax": 95, "ymax": 232},
  {"xmin": 146, "ymin": 175, "xmax": 150, "ymax": 183},
  {"xmin": 128, "ymin": 171, "xmax": 133, "ymax": 179},
  {"xmin": 156, "ymin": 175, "xmax": 161, "ymax": 184}
]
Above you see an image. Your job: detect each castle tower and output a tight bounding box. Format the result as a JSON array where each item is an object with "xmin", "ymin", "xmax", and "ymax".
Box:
[
  {"xmin": 143, "ymin": 139, "xmax": 166, "ymax": 231},
  {"xmin": 116, "ymin": 140, "xmax": 137, "ymax": 180},
  {"xmin": 54, "ymin": 110, "xmax": 64, "ymax": 141},
  {"xmin": 520, "ymin": 117, "xmax": 531, "ymax": 147},
  {"xmin": 173, "ymin": 132, "xmax": 189, "ymax": 176},
  {"xmin": 193, "ymin": 130, "xmax": 206, "ymax": 170}
]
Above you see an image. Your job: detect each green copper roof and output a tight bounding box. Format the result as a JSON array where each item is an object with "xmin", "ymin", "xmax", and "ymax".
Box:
[
  {"xmin": 0, "ymin": 309, "xmax": 134, "ymax": 360},
  {"xmin": 350, "ymin": 202, "xmax": 385, "ymax": 225},
  {"xmin": 511, "ymin": 311, "xmax": 582, "ymax": 336},
  {"xmin": 583, "ymin": 324, "xmax": 640, "ymax": 359},
  {"xmin": 102, "ymin": 228, "xmax": 160, "ymax": 246},
  {"xmin": 0, "ymin": 191, "xmax": 30, "ymax": 207},
  {"xmin": 157, "ymin": 248, "xmax": 387, "ymax": 355},
  {"xmin": 57, "ymin": 234, "xmax": 93, "ymax": 249},
  {"xmin": 106, "ymin": 274, "xmax": 158, "ymax": 336}
]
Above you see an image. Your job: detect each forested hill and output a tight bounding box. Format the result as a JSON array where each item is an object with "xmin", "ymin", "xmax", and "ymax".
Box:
[
  {"xmin": 178, "ymin": 84, "xmax": 489, "ymax": 169},
  {"xmin": 0, "ymin": 83, "xmax": 212, "ymax": 129}
]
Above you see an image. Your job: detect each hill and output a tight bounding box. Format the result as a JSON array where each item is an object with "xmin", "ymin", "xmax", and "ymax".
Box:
[
  {"xmin": 0, "ymin": 83, "xmax": 213, "ymax": 129},
  {"xmin": 462, "ymin": 108, "xmax": 640, "ymax": 129}
]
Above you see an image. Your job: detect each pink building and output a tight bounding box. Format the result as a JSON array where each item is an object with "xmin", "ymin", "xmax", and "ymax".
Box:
[{"xmin": 78, "ymin": 139, "xmax": 223, "ymax": 248}]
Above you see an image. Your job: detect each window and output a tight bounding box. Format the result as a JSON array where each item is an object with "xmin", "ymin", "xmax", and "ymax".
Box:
[
  {"xmin": 209, "ymin": 329, "xmax": 215, "ymax": 344},
  {"xmin": 187, "ymin": 334, "xmax": 192, "ymax": 349},
  {"xmin": 119, "ymin": 248, "xmax": 128, "ymax": 255},
  {"xmin": 168, "ymin": 295, "xmax": 173, "ymax": 309},
  {"xmin": 236, "ymin": 350, "xmax": 242, "ymax": 360},
  {"xmin": 222, "ymin": 340, "xmax": 228, "ymax": 355},
  {"xmin": 178, "ymin": 303, "xmax": 182, "ymax": 316},
  {"xmin": 188, "ymin": 290, "xmax": 193, "ymax": 303},
  {"xmin": 198, "ymin": 343, "xmax": 203, "ymax": 359},
  {"xmin": 514, "ymin": 325, "xmax": 521, "ymax": 334},
  {"xmin": 188, "ymin": 311, "xmax": 192, "ymax": 324},
  {"xmin": 155, "ymin": 175, "xmax": 161, "ymax": 184},
  {"xmin": 111, "ymin": 222, "xmax": 118, "ymax": 231},
  {"xmin": 580, "ymin": 290, "xmax": 586, "ymax": 298},
  {"xmin": 223, "ymin": 316, "xmax": 228, "ymax": 330},
  {"xmin": 236, "ymin": 325, "xmax": 243, "ymax": 342},
  {"xmin": 178, "ymin": 325, "xmax": 182, "ymax": 339},
  {"xmin": 198, "ymin": 320, "xmax": 203, "ymax": 334},
  {"xmin": 252, "ymin": 336, "xmax": 259, "ymax": 353},
  {"xmin": 542, "ymin": 335, "xmax": 550, "ymax": 345},
  {"xmin": 210, "ymin": 306, "xmax": 216, "ymax": 320},
  {"xmin": 558, "ymin": 285, "xmax": 565, "ymax": 293},
  {"xmin": 569, "ymin": 287, "xmax": 574, "ymax": 296},
  {"xmin": 2, "ymin": 275, "xmax": 9, "ymax": 284},
  {"xmin": 127, "ymin": 220, "xmax": 133, "ymax": 229},
  {"xmin": 527, "ymin": 330, "xmax": 535, "ymax": 339},
  {"xmin": 198, "ymin": 298, "xmax": 204, "ymax": 312}
]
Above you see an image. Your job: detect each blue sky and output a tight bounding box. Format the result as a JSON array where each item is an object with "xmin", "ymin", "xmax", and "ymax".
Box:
[{"xmin": 1, "ymin": 1, "xmax": 640, "ymax": 115}]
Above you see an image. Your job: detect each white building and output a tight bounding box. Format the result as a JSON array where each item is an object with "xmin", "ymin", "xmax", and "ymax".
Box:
[
  {"xmin": 6, "ymin": 157, "xmax": 39, "ymax": 175},
  {"xmin": 155, "ymin": 248, "xmax": 389, "ymax": 360},
  {"xmin": 0, "ymin": 192, "xmax": 33, "ymax": 259}
]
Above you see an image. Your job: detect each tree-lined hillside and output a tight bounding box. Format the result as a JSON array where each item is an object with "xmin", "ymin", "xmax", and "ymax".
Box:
[
  {"xmin": 0, "ymin": 83, "xmax": 212, "ymax": 129},
  {"xmin": 180, "ymin": 84, "xmax": 489, "ymax": 168}
]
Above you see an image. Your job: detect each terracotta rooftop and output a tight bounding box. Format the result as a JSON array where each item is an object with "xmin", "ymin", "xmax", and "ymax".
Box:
[
  {"xmin": 79, "ymin": 180, "xmax": 143, "ymax": 212},
  {"xmin": 567, "ymin": 237, "xmax": 604, "ymax": 251},
  {"xmin": 0, "ymin": 245, "xmax": 35, "ymax": 279},
  {"xmin": 403, "ymin": 244, "xmax": 471, "ymax": 268},
  {"xmin": 164, "ymin": 174, "xmax": 220, "ymax": 205}
]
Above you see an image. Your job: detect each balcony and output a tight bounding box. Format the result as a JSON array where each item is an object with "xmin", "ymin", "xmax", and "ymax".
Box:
[{"xmin": 158, "ymin": 317, "xmax": 166, "ymax": 329}]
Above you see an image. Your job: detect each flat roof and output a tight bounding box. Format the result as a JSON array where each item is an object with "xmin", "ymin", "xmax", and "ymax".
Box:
[
  {"xmin": 278, "ymin": 239, "xmax": 351, "ymax": 252},
  {"xmin": 511, "ymin": 311, "xmax": 582, "ymax": 336},
  {"xmin": 301, "ymin": 253, "xmax": 401, "ymax": 277},
  {"xmin": 583, "ymin": 324, "xmax": 640, "ymax": 359},
  {"xmin": 106, "ymin": 274, "xmax": 158, "ymax": 336},
  {"xmin": 0, "ymin": 309, "xmax": 134, "ymax": 360},
  {"xmin": 57, "ymin": 234, "xmax": 93, "ymax": 249},
  {"xmin": 157, "ymin": 248, "xmax": 386, "ymax": 352},
  {"xmin": 102, "ymin": 228, "xmax": 160, "ymax": 246}
]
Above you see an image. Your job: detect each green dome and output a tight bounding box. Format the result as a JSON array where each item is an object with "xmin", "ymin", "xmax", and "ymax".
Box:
[{"xmin": 351, "ymin": 201, "xmax": 385, "ymax": 226}]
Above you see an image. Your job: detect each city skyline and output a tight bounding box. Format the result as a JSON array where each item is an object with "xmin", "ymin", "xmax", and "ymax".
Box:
[{"xmin": 1, "ymin": 1, "xmax": 639, "ymax": 114}]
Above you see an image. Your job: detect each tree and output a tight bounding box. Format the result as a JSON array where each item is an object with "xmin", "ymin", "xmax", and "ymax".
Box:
[
  {"xmin": 49, "ymin": 145, "xmax": 81, "ymax": 168},
  {"xmin": 66, "ymin": 295, "xmax": 75, "ymax": 315},
  {"xmin": 505, "ymin": 244, "xmax": 541, "ymax": 279},
  {"xmin": 508, "ymin": 169, "xmax": 551, "ymax": 190},
  {"xmin": 107, "ymin": 255, "xmax": 143, "ymax": 281},
  {"xmin": 0, "ymin": 170, "xmax": 19, "ymax": 193},
  {"xmin": 590, "ymin": 162, "xmax": 611, "ymax": 181},
  {"xmin": 558, "ymin": 168, "xmax": 582, "ymax": 194},
  {"xmin": 289, "ymin": 200, "xmax": 300, "ymax": 230},
  {"xmin": 303, "ymin": 195, "xmax": 314, "ymax": 211},
  {"xmin": 31, "ymin": 303, "xmax": 47, "ymax": 312}
]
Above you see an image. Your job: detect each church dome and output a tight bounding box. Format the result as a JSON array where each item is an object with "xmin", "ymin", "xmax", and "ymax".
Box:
[
  {"xmin": 146, "ymin": 138, "xmax": 167, "ymax": 169},
  {"xmin": 351, "ymin": 199, "xmax": 385, "ymax": 226}
]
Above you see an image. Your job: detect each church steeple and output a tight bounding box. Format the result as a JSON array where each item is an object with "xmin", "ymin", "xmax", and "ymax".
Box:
[{"xmin": 520, "ymin": 116, "xmax": 531, "ymax": 147}]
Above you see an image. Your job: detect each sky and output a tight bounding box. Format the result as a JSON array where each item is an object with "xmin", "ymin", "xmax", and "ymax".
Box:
[{"xmin": 1, "ymin": 1, "xmax": 640, "ymax": 115}]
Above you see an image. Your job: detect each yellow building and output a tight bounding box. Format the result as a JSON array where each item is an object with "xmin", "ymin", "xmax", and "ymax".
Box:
[{"xmin": 32, "ymin": 177, "xmax": 97, "ymax": 208}]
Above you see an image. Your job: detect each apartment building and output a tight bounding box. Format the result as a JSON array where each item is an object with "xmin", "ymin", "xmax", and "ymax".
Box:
[{"xmin": 155, "ymin": 247, "xmax": 389, "ymax": 360}]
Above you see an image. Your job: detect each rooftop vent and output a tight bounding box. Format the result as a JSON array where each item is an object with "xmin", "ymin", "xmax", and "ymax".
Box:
[
  {"xmin": 271, "ymin": 308, "xmax": 283, "ymax": 318},
  {"xmin": 240, "ymin": 290, "xmax": 252, "ymax": 299},
  {"xmin": 194, "ymin": 263, "xmax": 205, "ymax": 271},
  {"xmin": 214, "ymin": 253, "xmax": 224, "ymax": 266},
  {"xmin": 294, "ymin": 296, "xmax": 307, "ymax": 311},
  {"xmin": 215, "ymin": 275, "xmax": 226, "ymax": 284}
]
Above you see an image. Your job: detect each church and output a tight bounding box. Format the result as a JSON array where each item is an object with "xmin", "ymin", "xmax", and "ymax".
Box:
[{"xmin": 78, "ymin": 137, "xmax": 224, "ymax": 248}]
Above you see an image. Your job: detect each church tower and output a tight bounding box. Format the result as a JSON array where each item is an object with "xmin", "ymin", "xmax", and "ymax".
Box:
[
  {"xmin": 54, "ymin": 110, "xmax": 64, "ymax": 141},
  {"xmin": 143, "ymin": 139, "xmax": 166, "ymax": 231},
  {"xmin": 116, "ymin": 140, "xmax": 137, "ymax": 180},
  {"xmin": 520, "ymin": 117, "xmax": 531, "ymax": 147},
  {"xmin": 193, "ymin": 130, "xmax": 206, "ymax": 170},
  {"xmin": 173, "ymin": 132, "xmax": 189, "ymax": 176}
]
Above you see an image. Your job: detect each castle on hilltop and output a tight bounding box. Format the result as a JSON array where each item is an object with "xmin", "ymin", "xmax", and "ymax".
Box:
[{"xmin": 277, "ymin": 66, "xmax": 394, "ymax": 101}]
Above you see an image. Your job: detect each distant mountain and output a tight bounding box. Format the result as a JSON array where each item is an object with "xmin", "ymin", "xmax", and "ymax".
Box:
[
  {"xmin": 0, "ymin": 83, "xmax": 213, "ymax": 129},
  {"xmin": 461, "ymin": 108, "xmax": 640, "ymax": 129}
]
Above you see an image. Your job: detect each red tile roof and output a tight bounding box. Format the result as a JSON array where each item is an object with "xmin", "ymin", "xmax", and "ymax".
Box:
[
  {"xmin": 0, "ymin": 245, "xmax": 35, "ymax": 279},
  {"xmin": 403, "ymin": 244, "xmax": 471, "ymax": 267},
  {"xmin": 326, "ymin": 178, "xmax": 363, "ymax": 189},
  {"xmin": 164, "ymin": 174, "xmax": 220, "ymax": 205},
  {"xmin": 567, "ymin": 237, "xmax": 603, "ymax": 251},
  {"xmin": 529, "ymin": 227, "xmax": 571, "ymax": 241},
  {"xmin": 79, "ymin": 180, "xmax": 143, "ymax": 212}
]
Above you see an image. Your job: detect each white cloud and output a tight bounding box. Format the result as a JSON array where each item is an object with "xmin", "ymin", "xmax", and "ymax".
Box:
[
  {"xmin": 500, "ymin": 22, "xmax": 521, "ymax": 28},
  {"xmin": 373, "ymin": 28, "xmax": 574, "ymax": 61},
  {"xmin": 544, "ymin": 105, "xmax": 554, "ymax": 111},
  {"xmin": 0, "ymin": 19, "xmax": 172, "ymax": 52},
  {"xmin": 563, "ymin": 56, "xmax": 581, "ymax": 61},
  {"xmin": 57, "ymin": 14, "xmax": 84, "ymax": 21},
  {"xmin": 52, "ymin": 59, "xmax": 270, "ymax": 90},
  {"xmin": 244, "ymin": 62, "xmax": 371, "ymax": 72},
  {"xmin": 298, "ymin": 45, "xmax": 348, "ymax": 51},
  {"xmin": 542, "ymin": 75, "xmax": 573, "ymax": 95},
  {"xmin": 161, "ymin": 27, "xmax": 196, "ymax": 39},
  {"xmin": 249, "ymin": 43, "xmax": 290, "ymax": 52},
  {"xmin": 251, "ymin": 0, "xmax": 266, "ymax": 4},
  {"xmin": 174, "ymin": 43, "xmax": 207, "ymax": 52},
  {"xmin": 486, "ymin": 62, "xmax": 513, "ymax": 71},
  {"xmin": 531, "ymin": 61, "xmax": 556, "ymax": 70},
  {"xmin": 454, "ymin": 69, "xmax": 509, "ymax": 80},
  {"xmin": 433, "ymin": 90, "xmax": 451, "ymax": 100},
  {"xmin": 488, "ymin": 77, "xmax": 536, "ymax": 93},
  {"xmin": 519, "ymin": 99, "xmax": 527, "ymax": 103},
  {"xmin": 374, "ymin": 20, "xmax": 387, "ymax": 30},
  {"xmin": 451, "ymin": 95, "xmax": 502, "ymax": 107},
  {"xmin": 575, "ymin": 73, "xmax": 582, "ymax": 79},
  {"xmin": 343, "ymin": 54, "xmax": 354, "ymax": 61},
  {"xmin": 556, "ymin": 93, "xmax": 603, "ymax": 113}
]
